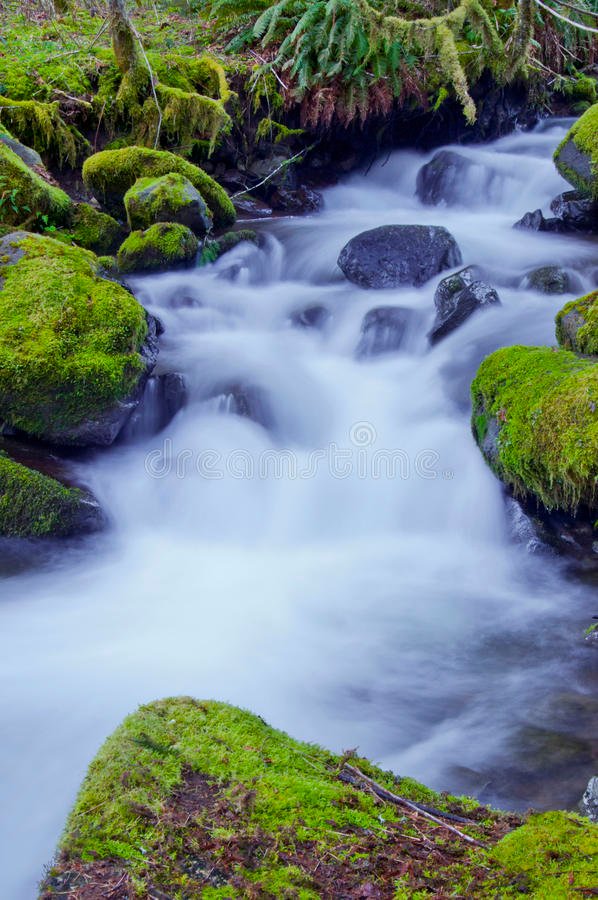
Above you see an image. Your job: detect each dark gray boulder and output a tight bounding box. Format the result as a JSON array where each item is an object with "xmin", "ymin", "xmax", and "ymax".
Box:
[
  {"xmin": 580, "ymin": 776, "xmax": 598, "ymax": 822},
  {"xmin": 429, "ymin": 266, "xmax": 500, "ymax": 344},
  {"xmin": 523, "ymin": 266, "xmax": 575, "ymax": 295},
  {"xmin": 415, "ymin": 150, "xmax": 496, "ymax": 207},
  {"xmin": 0, "ymin": 131, "xmax": 43, "ymax": 169},
  {"xmin": 550, "ymin": 191, "xmax": 598, "ymax": 233},
  {"xmin": 355, "ymin": 306, "xmax": 414, "ymax": 358},
  {"xmin": 513, "ymin": 209, "xmax": 563, "ymax": 232},
  {"xmin": 338, "ymin": 225, "xmax": 462, "ymax": 289}
]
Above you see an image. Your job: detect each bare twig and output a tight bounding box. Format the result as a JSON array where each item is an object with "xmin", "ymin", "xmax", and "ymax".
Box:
[
  {"xmin": 535, "ymin": 0, "xmax": 598, "ymax": 32},
  {"xmin": 340, "ymin": 764, "xmax": 487, "ymax": 848},
  {"xmin": 231, "ymin": 143, "xmax": 318, "ymax": 199},
  {"xmin": 130, "ymin": 25, "xmax": 162, "ymax": 148}
]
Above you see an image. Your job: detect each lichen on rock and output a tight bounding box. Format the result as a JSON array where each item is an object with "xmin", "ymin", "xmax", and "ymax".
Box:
[{"xmin": 556, "ymin": 290, "xmax": 598, "ymax": 356}]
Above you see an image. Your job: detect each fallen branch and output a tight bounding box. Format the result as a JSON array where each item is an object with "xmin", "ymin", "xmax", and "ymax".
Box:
[
  {"xmin": 130, "ymin": 25, "xmax": 162, "ymax": 149},
  {"xmin": 231, "ymin": 143, "xmax": 318, "ymax": 199},
  {"xmin": 339, "ymin": 764, "xmax": 487, "ymax": 848},
  {"xmin": 535, "ymin": 0, "xmax": 598, "ymax": 32}
]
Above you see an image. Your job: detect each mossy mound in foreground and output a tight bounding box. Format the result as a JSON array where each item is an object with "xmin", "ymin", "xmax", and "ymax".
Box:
[
  {"xmin": 40, "ymin": 697, "xmax": 598, "ymax": 899},
  {"xmin": 554, "ymin": 104, "xmax": 598, "ymax": 201},
  {"xmin": 117, "ymin": 222, "xmax": 198, "ymax": 273},
  {"xmin": 0, "ymin": 451, "xmax": 103, "ymax": 537},
  {"xmin": 556, "ymin": 289, "xmax": 598, "ymax": 356},
  {"xmin": 471, "ymin": 346, "xmax": 598, "ymax": 512},
  {"xmin": 0, "ymin": 232, "xmax": 156, "ymax": 446},
  {"xmin": 82, "ymin": 147, "xmax": 235, "ymax": 229}
]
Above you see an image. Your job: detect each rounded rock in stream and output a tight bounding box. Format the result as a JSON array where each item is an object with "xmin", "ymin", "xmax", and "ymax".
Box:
[
  {"xmin": 415, "ymin": 150, "xmax": 497, "ymax": 207},
  {"xmin": 523, "ymin": 266, "xmax": 575, "ymax": 295},
  {"xmin": 429, "ymin": 267, "xmax": 500, "ymax": 344},
  {"xmin": 338, "ymin": 225, "xmax": 462, "ymax": 289},
  {"xmin": 355, "ymin": 306, "xmax": 414, "ymax": 358}
]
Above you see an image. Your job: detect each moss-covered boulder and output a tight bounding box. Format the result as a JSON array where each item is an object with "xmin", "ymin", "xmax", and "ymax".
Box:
[
  {"xmin": 0, "ymin": 127, "xmax": 43, "ymax": 169},
  {"xmin": 82, "ymin": 147, "xmax": 235, "ymax": 228},
  {"xmin": 117, "ymin": 222, "xmax": 198, "ymax": 273},
  {"xmin": 556, "ymin": 290, "xmax": 598, "ymax": 356},
  {"xmin": 40, "ymin": 697, "xmax": 598, "ymax": 898},
  {"xmin": 0, "ymin": 451, "xmax": 104, "ymax": 537},
  {"xmin": 124, "ymin": 173, "xmax": 212, "ymax": 234},
  {"xmin": 554, "ymin": 104, "xmax": 598, "ymax": 201},
  {"xmin": 0, "ymin": 141, "xmax": 71, "ymax": 227},
  {"xmin": 471, "ymin": 346, "xmax": 598, "ymax": 511},
  {"xmin": 199, "ymin": 228, "xmax": 259, "ymax": 264},
  {"xmin": 68, "ymin": 202, "xmax": 125, "ymax": 255},
  {"xmin": 0, "ymin": 232, "xmax": 159, "ymax": 446}
]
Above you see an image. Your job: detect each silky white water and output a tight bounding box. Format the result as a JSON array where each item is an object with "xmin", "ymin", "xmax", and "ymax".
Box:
[{"xmin": 1, "ymin": 120, "xmax": 597, "ymax": 899}]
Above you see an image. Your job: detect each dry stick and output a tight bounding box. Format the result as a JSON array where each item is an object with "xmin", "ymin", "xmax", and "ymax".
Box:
[
  {"xmin": 548, "ymin": 0, "xmax": 598, "ymax": 18},
  {"xmin": 535, "ymin": 0, "xmax": 598, "ymax": 31},
  {"xmin": 131, "ymin": 24, "xmax": 162, "ymax": 149},
  {"xmin": 249, "ymin": 50, "xmax": 288, "ymax": 92},
  {"xmin": 340, "ymin": 764, "xmax": 487, "ymax": 848},
  {"xmin": 231, "ymin": 144, "xmax": 318, "ymax": 199}
]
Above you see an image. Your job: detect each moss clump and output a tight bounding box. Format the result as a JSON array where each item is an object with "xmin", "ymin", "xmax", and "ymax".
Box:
[
  {"xmin": 471, "ymin": 345, "xmax": 598, "ymax": 511},
  {"xmin": 124, "ymin": 173, "xmax": 212, "ymax": 234},
  {"xmin": 0, "ymin": 96, "xmax": 87, "ymax": 167},
  {"xmin": 556, "ymin": 290, "xmax": 598, "ymax": 356},
  {"xmin": 117, "ymin": 222, "xmax": 198, "ymax": 273},
  {"xmin": 0, "ymin": 451, "xmax": 101, "ymax": 538},
  {"xmin": 68, "ymin": 203, "xmax": 124, "ymax": 255},
  {"xmin": 554, "ymin": 103, "xmax": 598, "ymax": 200},
  {"xmin": 0, "ymin": 142, "xmax": 71, "ymax": 227},
  {"xmin": 0, "ymin": 232, "xmax": 148, "ymax": 443},
  {"xmin": 41, "ymin": 698, "xmax": 598, "ymax": 898},
  {"xmin": 490, "ymin": 811, "xmax": 598, "ymax": 897},
  {"xmin": 82, "ymin": 146, "xmax": 235, "ymax": 228},
  {"xmin": 200, "ymin": 229, "xmax": 259, "ymax": 265}
]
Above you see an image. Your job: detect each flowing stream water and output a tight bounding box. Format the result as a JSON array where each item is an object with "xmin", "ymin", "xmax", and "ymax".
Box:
[{"xmin": 1, "ymin": 120, "xmax": 597, "ymax": 899}]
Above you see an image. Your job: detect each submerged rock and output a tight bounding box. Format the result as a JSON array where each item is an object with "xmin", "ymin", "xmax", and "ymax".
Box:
[
  {"xmin": 338, "ymin": 225, "xmax": 462, "ymax": 289},
  {"xmin": 82, "ymin": 146, "xmax": 236, "ymax": 227},
  {"xmin": 523, "ymin": 266, "xmax": 573, "ymax": 295},
  {"xmin": 580, "ymin": 777, "xmax": 598, "ymax": 822},
  {"xmin": 290, "ymin": 304, "xmax": 330, "ymax": 329},
  {"xmin": 0, "ymin": 451, "xmax": 104, "ymax": 537},
  {"xmin": 554, "ymin": 104, "xmax": 598, "ymax": 201},
  {"xmin": 205, "ymin": 383, "xmax": 273, "ymax": 431},
  {"xmin": 430, "ymin": 267, "xmax": 500, "ymax": 344},
  {"xmin": 124, "ymin": 173, "xmax": 212, "ymax": 235},
  {"xmin": 355, "ymin": 306, "xmax": 413, "ymax": 358},
  {"xmin": 117, "ymin": 222, "xmax": 198, "ymax": 273},
  {"xmin": 416, "ymin": 150, "xmax": 497, "ymax": 207},
  {"xmin": 0, "ymin": 232, "xmax": 158, "ymax": 447},
  {"xmin": 120, "ymin": 373, "xmax": 186, "ymax": 441}
]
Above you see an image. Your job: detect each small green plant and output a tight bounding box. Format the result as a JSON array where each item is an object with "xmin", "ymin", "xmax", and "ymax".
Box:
[{"xmin": 0, "ymin": 176, "xmax": 30, "ymax": 221}]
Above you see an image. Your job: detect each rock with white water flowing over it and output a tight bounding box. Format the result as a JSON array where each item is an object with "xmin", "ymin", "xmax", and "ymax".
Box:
[
  {"xmin": 338, "ymin": 225, "xmax": 462, "ymax": 289},
  {"xmin": 429, "ymin": 266, "xmax": 500, "ymax": 344},
  {"xmin": 120, "ymin": 373, "xmax": 187, "ymax": 442},
  {"xmin": 580, "ymin": 776, "xmax": 598, "ymax": 822},
  {"xmin": 290, "ymin": 305, "xmax": 331, "ymax": 329},
  {"xmin": 550, "ymin": 191, "xmax": 598, "ymax": 233},
  {"xmin": 415, "ymin": 150, "xmax": 498, "ymax": 207},
  {"xmin": 355, "ymin": 306, "xmax": 414, "ymax": 358},
  {"xmin": 523, "ymin": 266, "xmax": 576, "ymax": 295}
]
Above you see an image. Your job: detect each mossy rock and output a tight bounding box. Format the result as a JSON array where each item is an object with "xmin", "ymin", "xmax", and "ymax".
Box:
[
  {"xmin": 556, "ymin": 290, "xmax": 598, "ymax": 356},
  {"xmin": 124, "ymin": 173, "xmax": 212, "ymax": 235},
  {"xmin": 0, "ymin": 142, "xmax": 71, "ymax": 227},
  {"xmin": 199, "ymin": 228, "xmax": 259, "ymax": 264},
  {"xmin": 0, "ymin": 232, "xmax": 159, "ymax": 446},
  {"xmin": 554, "ymin": 104, "xmax": 598, "ymax": 201},
  {"xmin": 40, "ymin": 697, "xmax": 598, "ymax": 898},
  {"xmin": 0, "ymin": 451, "xmax": 103, "ymax": 538},
  {"xmin": 0, "ymin": 129, "xmax": 42, "ymax": 169},
  {"xmin": 82, "ymin": 147, "xmax": 235, "ymax": 228},
  {"xmin": 117, "ymin": 222, "xmax": 198, "ymax": 273},
  {"xmin": 471, "ymin": 345, "xmax": 598, "ymax": 512},
  {"xmin": 68, "ymin": 203, "xmax": 125, "ymax": 255}
]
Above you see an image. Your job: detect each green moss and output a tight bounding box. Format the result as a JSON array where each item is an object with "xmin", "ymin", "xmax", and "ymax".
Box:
[
  {"xmin": 554, "ymin": 103, "xmax": 598, "ymax": 200},
  {"xmin": 43, "ymin": 698, "xmax": 598, "ymax": 898},
  {"xmin": 199, "ymin": 230, "xmax": 259, "ymax": 265},
  {"xmin": 117, "ymin": 222, "xmax": 198, "ymax": 273},
  {"xmin": 82, "ymin": 146, "xmax": 235, "ymax": 228},
  {"xmin": 0, "ymin": 451, "xmax": 94, "ymax": 537},
  {"xmin": 0, "ymin": 142, "xmax": 71, "ymax": 227},
  {"xmin": 0, "ymin": 96, "xmax": 87, "ymax": 167},
  {"xmin": 490, "ymin": 811, "xmax": 598, "ymax": 897},
  {"xmin": 556, "ymin": 290, "xmax": 598, "ymax": 356},
  {"xmin": 68, "ymin": 203, "xmax": 124, "ymax": 255},
  {"xmin": 255, "ymin": 117, "xmax": 304, "ymax": 144},
  {"xmin": 0, "ymin": 233, "xmax": 148, "ymax": 442},
  {"xmin": 471, "ymin": 345, "xmax": 598, "ymax": 511},
  {"xmin": 124, "ymin": 172, "xmax": 211, "ymax": 233}
]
